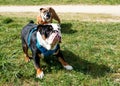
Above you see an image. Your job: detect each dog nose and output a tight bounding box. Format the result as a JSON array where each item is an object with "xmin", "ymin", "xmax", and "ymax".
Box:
[
  {"xmin": 46, "ymin": 12, "xmax": 51, "ymax": 18},
  {"xmin": 47, "ymin": 14, "xmax": 50, "ymax": 18}
]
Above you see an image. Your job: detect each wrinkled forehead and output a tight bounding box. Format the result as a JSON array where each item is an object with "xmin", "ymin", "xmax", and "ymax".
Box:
[
  {"xmin": 40, "ymin": 8, "xmax": 49, "ymax": 13},
  {"xmin": 38, "ymin": 25, "xmax": 53, "ymax": 32},
  {"xmin": 42, "ymin": 25, "xmax": 53, "ymax": 31},
  {"xmin": 49, "ymin": 23, "xmax": 61, "ymax": 30}
]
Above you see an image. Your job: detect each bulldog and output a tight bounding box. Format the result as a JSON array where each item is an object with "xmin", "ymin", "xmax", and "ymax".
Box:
[
  {"xmin": 37, "ymin": 7, "xmax": 61, "ymax": 24},
  {"xmin": 21, "ymin": 21, "xmax": 73, "ymax": 79}
]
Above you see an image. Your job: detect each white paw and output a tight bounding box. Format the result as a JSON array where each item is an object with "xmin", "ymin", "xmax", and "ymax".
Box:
[
  {"xmin": 64, "ymin": 65, "xmax": 73, "ymax": 70},
  {"xmin": 36, "ymin": 71, "xmax": 44, "ymax": 79}
]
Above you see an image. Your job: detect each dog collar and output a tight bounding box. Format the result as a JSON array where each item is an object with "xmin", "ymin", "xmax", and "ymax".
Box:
[{"xmin": 36, "ymin": 41, "xmax": 59, "ymax": 57}]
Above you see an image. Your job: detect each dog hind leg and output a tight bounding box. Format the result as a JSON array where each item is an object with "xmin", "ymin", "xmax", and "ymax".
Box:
[
  {"xmin": 22, "ymin": 39, "xmax": 30, "ymax": 62},
  {"xmin": 56, "ymin": 50, "xmax": 73, "ymax": 70}
]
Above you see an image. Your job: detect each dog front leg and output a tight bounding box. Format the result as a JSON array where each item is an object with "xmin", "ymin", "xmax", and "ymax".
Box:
[
  {"xmin": 55, "ymin": 50, "xmax": 73, "ymax": 70},
  {"xmin": 32, "ymin": 52, "xmax": 44, "ymax": 79}
]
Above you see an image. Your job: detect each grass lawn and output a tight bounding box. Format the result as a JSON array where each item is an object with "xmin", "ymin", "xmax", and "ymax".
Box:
[
  {"xmin": 0, "ymin": 0, "xmax": 120, "ymax": 5},
  {"xmin": 0, "ymin": 13, "xmax": 120, "ymax": 86}
]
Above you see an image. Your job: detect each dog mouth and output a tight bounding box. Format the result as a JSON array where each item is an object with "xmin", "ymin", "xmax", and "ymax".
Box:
[{"xmin": 46, "ymin": 13, "xmax": 51, "ymax": 19}]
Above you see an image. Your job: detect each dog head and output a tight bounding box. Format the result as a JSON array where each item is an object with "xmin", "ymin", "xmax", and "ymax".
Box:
[
  {"xmin": 40, "ymin": 8, "xmax": 51, "ymax": 22},
  {"xmin": 37, "ymin": 24, "xmax": 61, "ymax": 50}
]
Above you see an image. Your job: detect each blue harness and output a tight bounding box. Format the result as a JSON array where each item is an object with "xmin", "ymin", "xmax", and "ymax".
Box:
[{"xmin": 28, "ymin": 28, "xmax": 59, "ymax": 57}]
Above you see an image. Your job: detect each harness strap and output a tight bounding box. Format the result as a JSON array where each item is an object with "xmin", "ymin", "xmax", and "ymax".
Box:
[{"xmin": 27, "ymin": 27, "xmax": 37, "ymax": 48}]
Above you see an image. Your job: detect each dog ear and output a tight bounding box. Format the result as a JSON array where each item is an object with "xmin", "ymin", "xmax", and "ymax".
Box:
[
  {"xmin": 40, "ymin": 8, "xmax": 43, "ymax": 11},
  {"xmin": 48, "ymin": 7, "xmax": 61, "ymax": 24},
  {"xmin": 37, "ymin": 24, "xmax": 43, "ymax": 30},
  {"xmin": 48, "ymin": 7, "xmax": 54, "ymax": 12}
]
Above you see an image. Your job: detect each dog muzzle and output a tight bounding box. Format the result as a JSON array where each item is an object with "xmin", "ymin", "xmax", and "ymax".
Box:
[
  {"xmin": 41, "ymin": 12, "xmax": 51, "ymax": 22},
  {"xmin": 46, "ymin": 31, "xmax": 61, "ymax": 46}
]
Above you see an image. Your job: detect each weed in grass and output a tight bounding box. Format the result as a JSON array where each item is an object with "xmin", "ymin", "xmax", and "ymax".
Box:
[{"xmin": 2, "ymin": 17, "xmax": 13, "ymax": 24}]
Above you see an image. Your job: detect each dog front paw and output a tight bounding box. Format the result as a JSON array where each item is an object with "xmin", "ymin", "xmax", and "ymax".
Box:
[
  {"xmin": 36, "ymin": 71, "xmax": 44, "ymax": 79},
  {"xmin": 64, "ymin": 65, "xmax": 73, "ymax": 70},
  {"xmin": 25, "ymin": 57, "xmax": 30, "ymax": 62}
]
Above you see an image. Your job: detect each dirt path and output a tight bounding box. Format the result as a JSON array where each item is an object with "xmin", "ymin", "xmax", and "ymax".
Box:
[{"xmin": 0, "ymin": 5, "xmax": 120, "ymax": 16}]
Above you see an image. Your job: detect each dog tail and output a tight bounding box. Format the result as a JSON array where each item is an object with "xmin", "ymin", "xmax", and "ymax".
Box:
[{"xmin": 29, "ymin": 20, "xmax": 34, "ymax": 23}]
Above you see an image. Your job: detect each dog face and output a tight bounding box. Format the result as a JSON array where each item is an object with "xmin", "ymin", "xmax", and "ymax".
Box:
[
  {"xmin": 40, "ymin": 8, "xmax": 51, "ymax": 22},
  {"xmin": 37, "ymin": 24, "xmax": 61, "ymax": 49}
]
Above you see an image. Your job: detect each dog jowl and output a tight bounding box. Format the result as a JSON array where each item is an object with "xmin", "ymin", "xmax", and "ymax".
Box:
[
  {"xmin": 21, "ymin": 21, "xmax": 73, "ymax": 79},
  {"xmin": 37, "ymin": 7, "xmax": 61, "ymax": 24}
]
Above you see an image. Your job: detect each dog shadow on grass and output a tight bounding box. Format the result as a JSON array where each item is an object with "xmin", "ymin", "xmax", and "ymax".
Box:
[
  {"xmin": 62, "ymin": 50, "xmax": 111, "ymax": 78},
  {"xmin": 44, "ymin": 49, "xmax": 111, "ymax": 78},
  {"xmin": 61, "ymin": 23, "xmax": 77, "ymax": 34}
]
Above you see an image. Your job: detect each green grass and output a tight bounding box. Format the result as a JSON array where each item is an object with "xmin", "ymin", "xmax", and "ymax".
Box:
[
  {"xmin": 0, "ymin": 0, "xmax": 120, "ymax": 5},
  {"xmin": 0, "ymin": 14, "xmax": 120, "ymax": 86}
]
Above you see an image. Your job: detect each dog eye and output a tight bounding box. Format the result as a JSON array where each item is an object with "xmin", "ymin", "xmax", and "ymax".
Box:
[
  {"xmin": 43, "ymin": 11, "xmax": 46, "ymax": 13},
  {"xmin": 44, "ymin": 11, "xmax": 48, "ymax": 13},
  {"xmin": 52, "ymin": 30, "xmax": 58, "ymax": 33},
  {"xmin": 49, "ymin": 26, "xmax": 53, "ymax": 30}
]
